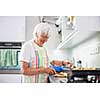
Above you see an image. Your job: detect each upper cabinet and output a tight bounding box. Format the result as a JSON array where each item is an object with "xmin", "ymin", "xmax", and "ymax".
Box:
[
  {"xmin": 57, "ymin": 16, "xmax": 100, "ymax": 49},
  {"xmin": 0, "ymin": 16, "xmax": 25, "ymax": 42}
]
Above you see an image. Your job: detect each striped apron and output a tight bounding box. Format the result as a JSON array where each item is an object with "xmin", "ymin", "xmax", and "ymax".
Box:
[{"xmin": 24, "ymin": 42, "xmax": 48, "ymax": 83}]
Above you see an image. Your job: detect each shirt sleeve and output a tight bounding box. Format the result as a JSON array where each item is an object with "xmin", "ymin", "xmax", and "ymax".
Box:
[{"xmin": 19, "ymin": 43, "xmax": 31, "ymax": 63}]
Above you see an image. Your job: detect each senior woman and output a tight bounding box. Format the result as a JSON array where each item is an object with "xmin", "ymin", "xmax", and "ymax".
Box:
[
  {"xmin": 19, "ymin": 23, "xmax": 56, "ymax": 83},
  {"xmin": 19, "ymin": 23, "xmax": 72, "ymax": 83}
]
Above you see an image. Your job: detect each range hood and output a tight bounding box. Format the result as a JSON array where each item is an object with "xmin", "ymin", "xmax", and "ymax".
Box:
[{"xmin": 39, "ymin": 16, "xmax": 59, "ymax": 24}]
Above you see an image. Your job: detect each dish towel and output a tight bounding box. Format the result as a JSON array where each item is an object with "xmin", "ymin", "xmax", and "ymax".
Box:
[{"xmin": 0, "ymin": 49, "xmax": 18, "ymax": 66}]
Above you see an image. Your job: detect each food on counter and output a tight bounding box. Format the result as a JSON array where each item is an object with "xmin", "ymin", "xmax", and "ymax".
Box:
[
  {"xmin": 72, "ymin": 67, "xmax": 96, "ymax": 70},
  {"xmin": 53, "ymin": 72, "xmax": 67, "ymax": 78}
]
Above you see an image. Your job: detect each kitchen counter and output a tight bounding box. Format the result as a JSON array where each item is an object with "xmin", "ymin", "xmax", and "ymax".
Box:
[
  {"xmin": 71, "ymin": 68, "xmax": 100, "ymax": 82},
  {"xmin": 0, "ymin": 70, "xmax": 21, "ymax": 74},
  {"xmin": 72, "ymin": 69, "xmax": 100, "ymax": 76}
]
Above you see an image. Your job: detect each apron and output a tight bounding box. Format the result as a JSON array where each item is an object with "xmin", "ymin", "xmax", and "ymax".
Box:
[{"xmin": 24, "ymin": 42, "xmax": 48, "ymax": 83}]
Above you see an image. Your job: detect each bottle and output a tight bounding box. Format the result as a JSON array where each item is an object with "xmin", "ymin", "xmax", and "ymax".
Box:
[{"xmin": 77, "ymin": 60, "xmax": 82, "ymax": 67}]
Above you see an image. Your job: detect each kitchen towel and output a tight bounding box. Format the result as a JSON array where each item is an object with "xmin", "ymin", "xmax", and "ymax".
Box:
[{"xmin": 0, "ymin": 49, "xmax": 18, "ymax": 66}]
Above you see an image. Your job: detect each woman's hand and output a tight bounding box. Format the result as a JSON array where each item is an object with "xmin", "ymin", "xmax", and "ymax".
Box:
[
  {"xmin": 44, "ymin": 68, "xmax": 56, "ymax": 75},
  {"xmin": 50, "ymin": 60, "xmax": 63, "ymax": 66},
  {"xmin": 50, "ymin": 60, "xmax": 72, "ymax": 68},
  {"xmin": 62, "ymin": 61, "xmax": 72, "ymax": 67}
]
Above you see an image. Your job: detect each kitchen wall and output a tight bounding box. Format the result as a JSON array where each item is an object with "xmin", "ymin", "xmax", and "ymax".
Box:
[
  {"xmin": 69, "ymin": 32, "xmax": 100, "ymax": 68},
  {"xmin": 25, "ymin": 16, "xmax": 40, "ymax": 41},
  {"xmin": 0, "ymin": 16, "xmax": 25, "ymax": 42}
]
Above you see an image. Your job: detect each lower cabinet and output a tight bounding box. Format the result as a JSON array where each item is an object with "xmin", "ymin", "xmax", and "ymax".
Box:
[{"xmin": 0, "ymin": 74, "xmax": 23, "ymax": 83}]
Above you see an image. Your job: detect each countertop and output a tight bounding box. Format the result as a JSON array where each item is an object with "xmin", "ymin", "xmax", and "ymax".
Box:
[
  {"xmin": 72, "ymin": 68, "xmax": 100, "ymax": 76},
  {"xmin": 0, "ymin": 70, "xmax": 21, "ymax": 74}
]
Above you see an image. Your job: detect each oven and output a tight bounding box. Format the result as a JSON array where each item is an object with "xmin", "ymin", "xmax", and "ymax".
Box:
[{"xmin": 0, "ymin": 42, "xmax": 22, "ymax": 70}]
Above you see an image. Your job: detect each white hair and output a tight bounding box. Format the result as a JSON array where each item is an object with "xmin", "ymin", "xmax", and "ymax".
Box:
[{"xmin": 33, "ymin": 23, "xmax": 52, "ymax": 38}]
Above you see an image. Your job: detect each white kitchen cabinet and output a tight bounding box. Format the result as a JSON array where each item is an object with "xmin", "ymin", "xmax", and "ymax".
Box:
[
  {"xmin": 57, "ymin": 29, "xmax": 78, "ymax": 49},
  {"xmin": 59, "ymin": 16, "xmax": 76, "ymax": 42},
  {"xmin": 57, "ymin": 16, "xmax": 100, "ymax": 49},
  {"xmin": 0, "ymin": 74, "xmax": 23, "ymax": 83},
  {"xmin": 0, "ymin": 16, "xmax": 25, "ymax": 42}
]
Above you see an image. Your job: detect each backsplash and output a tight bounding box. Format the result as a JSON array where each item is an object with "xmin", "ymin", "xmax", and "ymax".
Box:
[{"xmin": 71, "ymin": 32, "xmax": 100, "ymax": 68}]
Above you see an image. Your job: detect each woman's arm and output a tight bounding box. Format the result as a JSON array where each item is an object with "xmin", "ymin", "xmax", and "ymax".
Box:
[
  {"xmin": 50, "ymin": 60, "xmax": 64, "ymax": 66},
  {"xmin": 20, "ymin": 61, "xmax": 55, "ymax": 76},
  {"xmin": 62, "ymin": 61, "xmax": 72, "ymax": 67},
  {"xmin": 50, "ymin": 60, "xmax": 72, "ymax": 67}
]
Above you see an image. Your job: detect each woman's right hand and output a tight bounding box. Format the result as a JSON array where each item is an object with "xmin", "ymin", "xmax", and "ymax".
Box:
[{"xmin": 44, "ymin": 68, "xmax": 56, "ymax": 75}]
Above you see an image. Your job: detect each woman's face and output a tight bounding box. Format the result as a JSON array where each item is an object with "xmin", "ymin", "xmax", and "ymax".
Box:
[{"xmin": 36, "ymin": 32, "xmax": 49, "ymax": 46}]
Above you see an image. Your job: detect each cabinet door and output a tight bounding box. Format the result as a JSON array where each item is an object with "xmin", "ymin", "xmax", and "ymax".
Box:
[
  {"xmin": 61, "ymin": 16, "xmax": 75, "ymax": 41},
  {"xmin": 0, "ymin": 74, "xmax": 22, "ymax": 83}
]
